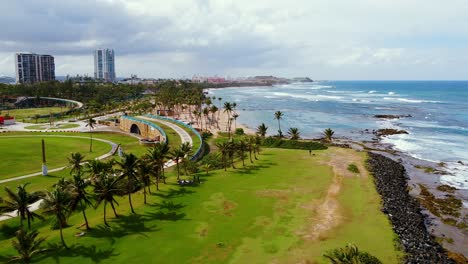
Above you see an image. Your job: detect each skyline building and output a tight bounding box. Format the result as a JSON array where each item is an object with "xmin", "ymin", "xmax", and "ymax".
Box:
[
  {"xmin": 94, "ymin": 48, "xmax": 116, "ymax": 82},
  {"xmin": 15, "ymin": 53, "xmax": 55, "ymax": 84}
]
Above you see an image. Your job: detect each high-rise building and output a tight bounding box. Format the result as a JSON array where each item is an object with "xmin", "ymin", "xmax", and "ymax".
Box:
[
  {"xmin": 94, "ymin": 49, "xmax": 116, "ymax": 82},
  {"xmin": 15, "ymin": 53, "xmax": 55, "ymax": 84}
]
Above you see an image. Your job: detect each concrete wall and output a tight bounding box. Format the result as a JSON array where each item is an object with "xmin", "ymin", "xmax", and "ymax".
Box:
[{"xmin": 119, "ymin": 116, "xmax": 163, "ymax": 141}]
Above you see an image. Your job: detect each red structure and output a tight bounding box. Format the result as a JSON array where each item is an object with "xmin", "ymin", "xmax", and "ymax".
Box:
[{"xmin": 0, "ymin": 116, "xmax": 15, "ymax": 125}]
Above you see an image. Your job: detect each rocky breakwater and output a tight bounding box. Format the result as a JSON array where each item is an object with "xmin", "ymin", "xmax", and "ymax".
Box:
[{"xmin": 367, "ymin": 152, "xmax": 453, "ymax": 264}]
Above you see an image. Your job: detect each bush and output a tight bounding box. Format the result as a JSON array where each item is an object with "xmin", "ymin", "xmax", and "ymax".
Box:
[
  {"xmin": 201, "ymin": 131, "xmax": 212, "ymax": 140},
  {"xmin": 347, "ymin": 164, "xmax": 360, "ymax": 173},
  {"xmin": 262, "ymin": 137, "xmax": 327, "ymax": 150},
  {"xmin": 235, "ymin": 128, "xmax": 244, "ymax": 135}
]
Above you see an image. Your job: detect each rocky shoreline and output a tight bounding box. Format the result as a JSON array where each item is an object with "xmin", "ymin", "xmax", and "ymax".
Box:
[{"xmin": 367, "ymin": 152, "xmax": 454, "ymax": 263}]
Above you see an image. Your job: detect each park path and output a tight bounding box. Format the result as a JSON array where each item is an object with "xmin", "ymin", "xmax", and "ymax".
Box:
[
  {"xmin": 0, "ymin": 135, "xmax": 118, "ymax": 222},
  {"xmin": 137, "ymin": 115, "xmax": 193, "ymax": 168},
  {"xmin": 0, "ymin": 121, "xmax": 190, "ymax": 222}
]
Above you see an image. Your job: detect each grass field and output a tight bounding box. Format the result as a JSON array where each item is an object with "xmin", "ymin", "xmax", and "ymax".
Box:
[
  {"xmin": 0, "ymin": 136, "xmax": 111, "ymax": 180},
  {"xmin": 0, "ymin": 147, "xmax": 402, "ymax": 263},
  {"xmin": 1, "ymin": 107, "xmax": 72, "ymax": 122},
  {"xmin": 24, "ymin": 123, "xmax": 80, "ymax": 130}
]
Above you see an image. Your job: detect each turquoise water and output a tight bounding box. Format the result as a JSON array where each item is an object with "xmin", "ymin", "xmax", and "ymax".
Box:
[{"xmin": 208, "ymin": 81, "xmax": 468, "ymax": 189}]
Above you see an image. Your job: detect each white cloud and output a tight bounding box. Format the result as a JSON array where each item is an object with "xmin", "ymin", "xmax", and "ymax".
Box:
[{"xmin": 0, "ymin": 0, "xmax": 467, "ymax": 79}]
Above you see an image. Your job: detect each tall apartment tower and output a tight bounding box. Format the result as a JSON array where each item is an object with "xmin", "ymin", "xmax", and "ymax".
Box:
[
  {"xmin": 94, "ymin": 49, "xmax": 116, "ymax": 82},
  {"xmin": 15, "ymin": 53, "xmax": 55, "ymax": 84}
]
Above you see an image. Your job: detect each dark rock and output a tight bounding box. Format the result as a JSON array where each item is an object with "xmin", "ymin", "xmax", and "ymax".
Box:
[
  {"xmin": 374, "ymin": 114, "xmax": 412, "ymax": 119},
  {"xmin": 367, "ymin": 153, "xmax": 454, "ymax": 264},
  {"xmin": 374, "ymin": 128, "xmax": 409, "ymax": 137}
]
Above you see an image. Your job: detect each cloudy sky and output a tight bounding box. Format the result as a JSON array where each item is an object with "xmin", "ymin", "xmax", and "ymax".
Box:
[{"xmin": 1, "ymin": 0, "xmax": 467, "ymax": 79}]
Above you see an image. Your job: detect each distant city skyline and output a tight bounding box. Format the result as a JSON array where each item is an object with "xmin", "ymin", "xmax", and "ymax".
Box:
[{"xmin": 1, "ymin": 0, "xmax": 468, "ymax": 80}]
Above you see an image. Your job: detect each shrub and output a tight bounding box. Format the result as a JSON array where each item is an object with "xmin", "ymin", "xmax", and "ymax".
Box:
[
  {"xmin": 262, "ymin": 137, "xmax": 327, "ymax": 150},
  {"xmin": 235, "ymin": 128, "xmax": 244, "ymax": 135},
  {"xmin": 199, "ymin": 153, "xmax": 223, "ymax": 170},
  {"xmin": 347, "ymin": 164, "xmax": 360, "ymax": 173}
]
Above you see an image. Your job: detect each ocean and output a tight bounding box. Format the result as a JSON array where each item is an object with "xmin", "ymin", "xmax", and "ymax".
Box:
[{"xmin": 208, "ymin": 81, "xmax": 468, "ymax": 190}]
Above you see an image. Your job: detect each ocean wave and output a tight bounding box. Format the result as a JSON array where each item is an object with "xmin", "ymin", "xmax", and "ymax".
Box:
[
  {"xmin": 383, "ymin": 97, "xmax": 441, "ymax": 103},
  {"xmin": 388, "ymin": 91, "xmax": 396, "ymax": 95},
  {"xmin": 272, "ymin": 92, "xmax": 342, "ymax": 101},
  {"xmin": 368, "ymin": 90, "xmax": 377, "ymax": 94}
]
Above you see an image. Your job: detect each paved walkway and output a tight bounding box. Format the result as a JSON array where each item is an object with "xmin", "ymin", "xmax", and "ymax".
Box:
[
  {"xmin": 0, "ymin": 135, "xmax": 117, "ymax": 222},
  {"xmin": 138, "ymin": 116, "xmax": 193, "ymax": 146}
]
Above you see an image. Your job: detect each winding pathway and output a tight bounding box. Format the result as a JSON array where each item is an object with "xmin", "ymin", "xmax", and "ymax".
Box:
[{"xmin": 0, "ymin": 135, "xmax": 117, "ymax": 222}]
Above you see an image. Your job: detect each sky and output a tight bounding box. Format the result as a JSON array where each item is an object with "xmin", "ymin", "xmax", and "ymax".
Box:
[{"xmin": 0, "ymin": 0, "xmax": 467, "ymax": 80}]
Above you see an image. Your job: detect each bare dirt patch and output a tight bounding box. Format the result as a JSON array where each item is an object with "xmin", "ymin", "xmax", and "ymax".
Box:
[{"xmin": 321, "ymin": 148, "xmax": 369, "ymax": 178}]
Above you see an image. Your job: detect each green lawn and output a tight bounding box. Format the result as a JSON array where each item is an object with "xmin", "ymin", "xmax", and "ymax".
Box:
[
  {"xmin": 0, "ymin": 147, "xmax": 402, "ymax": 263},
  {"xmin": 0, "ymin": 136, "xmax": 111, "ymax": 180},
  {"xmin": 2, "ymin": 107, "xmax": 72, "ymax": 121},
  {"xmin": 24, "ymin": 123, "xmax": 80, "ymax": 130},
  {"xmin": 144, "ymin": 120, "xmax": 182, "ymax": 149}
]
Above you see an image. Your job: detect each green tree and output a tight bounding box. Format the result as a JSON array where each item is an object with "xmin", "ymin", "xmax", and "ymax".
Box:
[
  {"xmin": 215, "ymin": 141, "xmax": 230, "ymax": 171},
  {"xmin": 10, "ymin": 228, "xmax": 47, "ymax": 263},
  {"xmin": 0, "ymin": 184, "xmax": 44, "ymax": 230},
  {"xmin": 274, "ymin": 111, "xmax": 284, "ymax": 137},
  {"xmin": 117, "ymin": 153, "xmax": 140, "ymax": 214},
  {"xmin": 223, "ymin": 102, "xmax": 233, "ymax": 137},
  {"xmin": 137, "ymin": 161, "xmax": 152, "ymax": 204},
  {"xmin": 69, "ymin": 173, "xmax": 93, "ymax": 230},
  {"xmin": 323, "ymin": 128, "xmax": 335, "ymax": 143},
  {"xmin": 236, "ymin": 140, "xmax": 248, "ymax": 167},
  {"xmin": 41, "ymin": 186, "xmax": 73, "ymax": 249},
  {"xmin": 288, "ymin": 127, "xmax": 301, "ymax": 140},
  {"xmin": 171, "ymin": 148, "xmax": 185, "ymax": 180},
  {"xmin": 67, "ymin": 152, "xmax": 86, "ymax": 175},
  {"xmin": 256, "ymin": 123, "xmax": 268, "ymax": 137},
  {"xmin": 93, "ymin": 172, "xmax": 122, "ymax": 226}
]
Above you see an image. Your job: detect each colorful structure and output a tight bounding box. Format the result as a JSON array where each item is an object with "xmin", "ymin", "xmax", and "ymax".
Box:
[
  {"xmin": 119, "ymin": 115, "xmax": 166, "ymax": 143},
  {"xmin": 0, "ymin": 116, "xmax": 15, "ymax": 125}
]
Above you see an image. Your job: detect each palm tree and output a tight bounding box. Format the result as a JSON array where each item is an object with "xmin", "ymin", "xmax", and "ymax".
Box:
[
  {"xmin": 146, "ymin": 143, "xmax": 169, "ymax": 190},
  {"xmin": 41, "ymin": 186, "xmax": 73, "ymax": 249},
  {"xmin": 137, "ymin": 162, "xmax": 152, "ymax": 204},
  {"xmin": 253, "ymin": 143, "xmax": 261, "ymax": 160},
  {"xmin": 171, "ymin": 148, "xmax": 185, "ymax": 180},
  {"xmin": 10, "ymin": 228, "xmax": 47, "ymax": 263},
  {"xmin": 223, "ymin": 102, "xmax": 233, "ymax": 136},
  {"xmin": 69, "ymin": 173, "xmax": 93, "ymax": 230},
  {"xmin": 216, "ymin": 141, "xmax": 229, "ymax": 171},
  {"xmin": 323, "ymin": 128, "xmax": 335, "ymax": 143},
  {"xmin": 93, "ymin": 172, "xmax": 122, "ymax": 226},
  {"xmin": 180, "ymin": 142, "xmax": 192, "ymax": 175},
  {"xmin": 85, "ymin": 159, "xmax": 109, "ymax": 183},
  {"xmin": 210, "ymin": 105, "xmax": 219, "ymax": 128},
  {"xmin": 256, "ymin": 123, "xmax": 268, "ymax": 137},
  {"xmin": 85, "ymin": 118, "xmax": 96, "ymax": 152},
  {"xmin": 0, "ymin": 184, "xmax": 44, "ymax": 230},
  {"xmin": 117, "ymin": 153, "xmax": 140, "ymax": 214},
  {"xmin": 67, "ymin": 152, "xmax": 85, "ymax": 175},
  {"xmin": 232, "ymin": 113, "xmax": 239, "ymax": 130},
  {"xmin": 236, "ymin": 140, "xmax": 248, "ymax": 167},
  {"xmin": 274, "ymin": 111, "xmax": 284, "ymax": 137},
  {"xmin": 227, "ymin": 141, "xmax": 237, "ymax": 169},
  {"xmin": 288, "ymin": 127, "xmax": 300, "ymax": 140}
]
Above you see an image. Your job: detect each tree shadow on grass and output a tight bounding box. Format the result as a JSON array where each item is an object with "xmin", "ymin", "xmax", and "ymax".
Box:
[
  {"xmin": 41, "ymin": 243, "xmax": 118, "ymax": 264},
  {"xmin": 87, "ymin": 214, "xmax": 159, "ymax": 244},
  {"xmin": 150, "ymin": 200, "xmax": 186, "ymax": 210},
  {"xmin": 145, "ymin": 211, "xmax": 187, "ymax": 221},
  {"xmin": 235, "ymin": 162, "xmax": 277, "ymax": 175},
  {"xmin": 152, "ymin": 187, "xmax": 195, "ymax": 199}
]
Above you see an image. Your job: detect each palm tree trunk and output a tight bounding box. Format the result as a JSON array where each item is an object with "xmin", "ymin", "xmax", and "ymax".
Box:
[
  {"xmin": 103, "ymin": 202, "xmax": 109, "ymax": 226},
  {"xmin": 82, "ymin": 206, "xmax": 90, "ymax": 230},
  {"xmin": 110, "ymin": 201, "xmax": 119, "ymax": 218},
  {"xmin": 59, "ymin": 222, "xmax": 69, "ymax": 249},
  {"xmin": 27, "ymin": 215, "xmax": 31, "ymax": 230},
  {"xmin": 89, "ymin": 130, "xmax": 93, "ymax": 152},
  {"xmin": 249, "ymin": 150, "xmax": 253, "ymax": 163},
  {"xmin": 156, "ymin": 176, "xmax": 159, "ymax": 191},
  {"xmin": 128, "ymin": 193, "xmax": 135, "ymax": 214},
  {"xmin": 176, "ymin": 162, "xmax": 180, "ymax": 180},
  {"xmin": 143, "ymin": 187, "xmax": 147, "ymax": 204}
]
